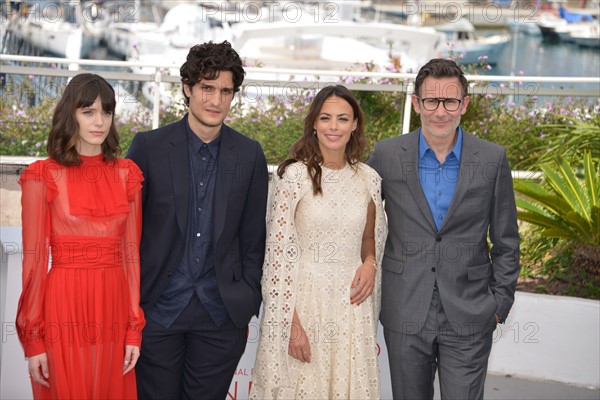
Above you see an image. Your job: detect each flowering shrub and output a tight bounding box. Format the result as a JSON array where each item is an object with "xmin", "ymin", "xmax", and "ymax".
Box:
[{"xmin": 2, "ymin": 71, "xmax": 598, "ymax": 167}]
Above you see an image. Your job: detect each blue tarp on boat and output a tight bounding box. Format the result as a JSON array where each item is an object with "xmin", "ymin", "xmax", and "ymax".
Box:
[{"xmin": 558, "ymin": 6, "xmax": 593, "ymax": 23}]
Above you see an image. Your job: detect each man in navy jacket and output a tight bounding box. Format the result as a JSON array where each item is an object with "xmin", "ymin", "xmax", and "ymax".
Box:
[{"xmin": 127, "ymin": 41, "xmax": 268, "ymax": 399}]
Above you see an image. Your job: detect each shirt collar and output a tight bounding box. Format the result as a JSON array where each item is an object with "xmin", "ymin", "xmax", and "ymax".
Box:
[
  {"xmin": 419, "ymin": 127, "xmax": 463, "ymax": 162},
  {"xmin": 186, "ymin": 116, "xmax": 222, "ymax": 158}
]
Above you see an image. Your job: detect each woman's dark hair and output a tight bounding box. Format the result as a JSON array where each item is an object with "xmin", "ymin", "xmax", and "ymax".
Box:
[
  {"xmin": 47, "ymin": 73, "xmax": 119, "ymax": 165},
  {"xmin": 414, "ymin": 58, "xmax": 469, "ymax": 98},
  {"xmin": 180, "ymin": 40, "xmax": 245, "ymax": 106},
  {"xmin": 278, "ymin": 85, "xmax": 368, "ymax": 195}
]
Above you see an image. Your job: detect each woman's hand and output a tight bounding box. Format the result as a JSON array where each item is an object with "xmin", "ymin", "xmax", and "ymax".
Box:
[
  {"xmin": 288, "ymin": 310, "xmax": 311, "ymax": 363},
  {"xmin": 350, "ymin": 256, "xmax": 376, "ymax": 306},
  {"xmin": 28, "ymin": 353, "xmax": 50, "ymax": 388},
  {"xmin": 123, "ymin": 345, "xmax": 140, "ymax": 375}
]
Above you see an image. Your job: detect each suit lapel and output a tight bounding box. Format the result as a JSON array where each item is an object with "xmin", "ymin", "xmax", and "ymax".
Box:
[
  {"xmin": 401, "ymin": 131, "xmax": 437, "ymax": 232},
  {"xmin": 439, "ymin": 132, "xmax": 480, "ymax": 233},
  {"xmin": 169, "ymin": 118, "xmax": 191, "ymax": 237},
  {"xmin": 213, "ymin": 125, "xmax": 235, "ymax": 243}
]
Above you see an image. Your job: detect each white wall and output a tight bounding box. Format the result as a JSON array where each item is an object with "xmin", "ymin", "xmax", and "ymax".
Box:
[
  {"xmin": 2, "ymin": 226, "xmax": 599, "ymax": 400},
  {"xmin": 488, "ymin": 291, "xmax": 600, "ymax": 388}
]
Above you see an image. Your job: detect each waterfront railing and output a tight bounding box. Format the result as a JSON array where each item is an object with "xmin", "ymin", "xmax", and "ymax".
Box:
[{"xmin": 2, "ymin": 54, "xmax": 599, "ymax": 134}]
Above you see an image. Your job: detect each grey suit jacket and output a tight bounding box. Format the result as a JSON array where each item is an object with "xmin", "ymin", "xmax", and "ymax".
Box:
[{"xmin": 368, "ymin": 129, "xmax": 520, "ymax": 336}]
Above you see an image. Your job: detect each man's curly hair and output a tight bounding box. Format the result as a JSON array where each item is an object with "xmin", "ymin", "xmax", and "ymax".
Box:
[{"xmin": 180, "ymin": 41, "xmax": 246, "ymax": 107}]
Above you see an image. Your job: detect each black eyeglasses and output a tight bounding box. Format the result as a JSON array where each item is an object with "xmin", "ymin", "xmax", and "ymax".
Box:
[{"xmin": 415, "ymin": 96, "xmax": 464, "ymax": 112}]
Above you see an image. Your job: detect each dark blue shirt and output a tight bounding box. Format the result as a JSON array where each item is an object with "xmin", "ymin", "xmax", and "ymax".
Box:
[
  {"xmin": 418, "ymin": 128, "xmax": 463, "ymax": 231},
  {"xmin": 146, "ymin": 119, "xmax": 229, "ymax": 328}
]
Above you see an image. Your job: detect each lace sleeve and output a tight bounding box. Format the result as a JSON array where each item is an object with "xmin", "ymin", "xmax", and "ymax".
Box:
[
  {"xmin": 361, "ymin": 163, "xmax": 388, "ymax": 321},
  {"xmin": 253, "ymin": 163, "xmax": 309, "ymax": 391}
]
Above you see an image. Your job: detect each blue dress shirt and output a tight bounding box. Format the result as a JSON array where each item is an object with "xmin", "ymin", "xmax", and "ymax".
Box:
[{"xmin": 418, "ymin": 128, "xmax": 463, "ymax": 231}]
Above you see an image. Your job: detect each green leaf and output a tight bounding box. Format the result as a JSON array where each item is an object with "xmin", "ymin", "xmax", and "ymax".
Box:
[
  {"xmin": 556, "ymin": 156, "xmax": 590, "ymax": 220},
  {"xmin": 584, "ymin": 152, "xmax": 598, "ymax": 208},
  {"xmin": 515, "ymin": 153, "xmax": 599, "ymax": 247},
  {"xmin": 562, "ymin": 210, "xmax": 593, "ymax": 242},
  {"xmin": 591, "ymin": 207, "xmax": 600, "ymax": 246},
  {"xmin": 517, "ymin": 210, "xmax": 564, "ymax": 230},
  {"xmin": 514, "ymin": 180, "xmax": 572, "ymax": 217},
  {"xmin": 541, "ymin": 227, "xmax": 582, "ymax": 242},
  {"xmin": 541, "ymin": 164, "xmax": 585, "ymax": 220},
  {"xmin": 516, "ymin": 198, "xmax": 552, "ymax": 218}
]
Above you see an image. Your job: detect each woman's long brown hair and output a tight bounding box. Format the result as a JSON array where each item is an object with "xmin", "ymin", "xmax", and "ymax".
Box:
[{"xmin": 277, "ymin": 85, "xmax": 368, "ymax": 195}]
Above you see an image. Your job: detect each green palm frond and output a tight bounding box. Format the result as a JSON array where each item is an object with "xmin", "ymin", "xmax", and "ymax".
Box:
[
  {"xmin": 535, "ymin": 116, "xmax": 600, "ymax": 164},
  {"xmin": 584, "ymin": 153, "xmax": 599, "ymax": 208},
  {"xmin": 513, "ymin": 180, "xmax": 572, "ymax": 217},
  {"xmin": 515, "ymin": 198, "xmax": 552, "ymax": 218},
  {"xmin": 514, "ymin": 152, "xmax": 600, "ymax": 246},
  {"xmin": 543, "ymin": 157, "xmax": 589, "ymax": 220},
  {"xmin": 516, "ymin": 210, "xmax": 565, "ymax": 230}
]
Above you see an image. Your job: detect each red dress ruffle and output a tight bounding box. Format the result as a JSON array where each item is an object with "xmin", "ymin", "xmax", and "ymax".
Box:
[{"xmin": 17, "ymin": 155, "xmax": 146, "ymax": 399}]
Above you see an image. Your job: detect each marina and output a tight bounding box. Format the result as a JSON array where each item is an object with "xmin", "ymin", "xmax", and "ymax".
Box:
[{"xmin": 1, "ymin": 1, "xmax": 599, "ymax": 123}]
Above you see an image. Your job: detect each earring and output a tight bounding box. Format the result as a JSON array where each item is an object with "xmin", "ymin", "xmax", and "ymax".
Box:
[
  {"xmin": 313, "ymin": 130, "xmax": 317, "ymax": 135},
  {"xmin": 351, "ymin": 130, "xmax": 355, "ymax": 136}
]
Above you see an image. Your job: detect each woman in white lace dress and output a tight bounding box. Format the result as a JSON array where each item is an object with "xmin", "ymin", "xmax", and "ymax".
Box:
[{"xmin": 250, "ymin": 85, "xmax": 387, "ymax": 399}]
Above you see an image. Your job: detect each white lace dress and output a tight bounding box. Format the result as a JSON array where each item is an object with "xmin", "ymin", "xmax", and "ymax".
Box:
[{"xmin": 251, "ymin": 162, "xmax": 387, "ymax": 400}]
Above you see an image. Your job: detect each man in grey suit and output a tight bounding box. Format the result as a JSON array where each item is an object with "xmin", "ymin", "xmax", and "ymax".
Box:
[{"xmin": 368, "ymin": 58, "xmax": 520, "ymax": 399}]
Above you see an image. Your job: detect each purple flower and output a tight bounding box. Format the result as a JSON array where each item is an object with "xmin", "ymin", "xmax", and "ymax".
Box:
[
  {"xmin": 518, "ymin": 70, "xmax": 525, "ymax": 76},
  {"xmin": 35, "ymin": 142, "xmax": 41, "ymax": 148},
  {"xmin": 486, "ymin": 65, "xmax": 492, "ymax": 70},
  {"xmin": 540, "ymin": 133, "xmax": 546, "ymax": 139}
]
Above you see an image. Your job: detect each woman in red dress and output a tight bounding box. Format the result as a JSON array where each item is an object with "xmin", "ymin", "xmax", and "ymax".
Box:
[{"xmin": 16, "ymin": 73, "xmax": 146, "ymax": 399}]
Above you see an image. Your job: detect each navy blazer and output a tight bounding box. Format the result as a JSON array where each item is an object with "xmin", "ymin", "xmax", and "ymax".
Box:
[{"xmin": 127, "ymin": 116, "xmax": 269, "ymax": 328}]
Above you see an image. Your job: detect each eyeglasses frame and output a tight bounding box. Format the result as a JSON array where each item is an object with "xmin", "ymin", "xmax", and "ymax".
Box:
[{"xmin": 414, "ymin": 95, "xmax": 466, "ymax": 112}]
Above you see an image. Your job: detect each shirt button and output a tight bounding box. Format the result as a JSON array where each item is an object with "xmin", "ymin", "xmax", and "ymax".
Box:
[
  {"xmin": 199, "ymin": 182, "xmax": 204, "ymax": 186},
  {"xmin": 436, "ymin": 236, "xmax": 442, "ymax": 242},
  {"xmin": 202, "ymin": 157, "xmax": 206, "ymax": 161},
  {"xmin": 196, "ymin": 233, "xmax": 201, "ymax": 237},
  {"xmin": 198, "ymin": 207, "xmax": 202, "ymax": 212},
  {"xmin": 431, "ymin": 267, "xmax": 436, "ymax": 272},
  {"xmin": 438, "ymin": 192, "xmax": 442, "ymax": 196},
  {"xmin": 195, "ymin": 258, "xmax": 200, "ymax": 263}
]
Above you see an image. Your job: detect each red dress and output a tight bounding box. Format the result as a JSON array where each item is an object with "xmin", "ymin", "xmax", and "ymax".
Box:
[{"xmin": 16, "ymin": 154, "xmax": 146, "ymax": 399}]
